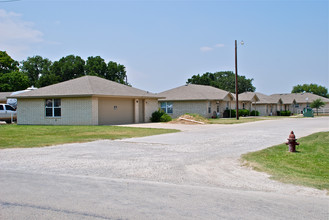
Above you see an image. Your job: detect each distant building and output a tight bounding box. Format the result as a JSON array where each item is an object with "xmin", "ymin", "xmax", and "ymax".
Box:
[{"xmin": 158, "ymin": 84, "xmax": 234, "ymax": 118}]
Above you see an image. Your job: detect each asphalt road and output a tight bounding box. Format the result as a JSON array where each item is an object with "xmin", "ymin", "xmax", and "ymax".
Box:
[{"xmin": 0, "ymin": 117, "xmax": 328, "ymax": 219}]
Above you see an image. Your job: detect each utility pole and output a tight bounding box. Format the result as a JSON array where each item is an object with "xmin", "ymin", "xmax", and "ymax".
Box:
[{"xmin": 235, "ymin": 40, "xmax": 239, "ymax": 120}]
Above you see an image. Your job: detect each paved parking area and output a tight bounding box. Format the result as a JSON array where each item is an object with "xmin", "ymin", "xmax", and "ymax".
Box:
[{"xmin": 0, "ymin": 117, "xmax": 328, "ymax": 219}]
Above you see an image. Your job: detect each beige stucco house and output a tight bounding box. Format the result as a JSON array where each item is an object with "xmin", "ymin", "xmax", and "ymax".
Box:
[
  {"xmin": 231, "ymin": 92, "xmax": 260, "ymax": 112},
  {"xmin": 158, "ymin": 84, "xmax": 234, "ymax": 118},
  {"xmin": 12, "ymin": 76, "xmax": 161, "ymax": 125},
  {"xmin": 270, "ymin": 93, "xmax": 329, "ymax": 114},
  {"xmin": 251, "ymin": 92, "xmax": 282, "ymax": 116}
]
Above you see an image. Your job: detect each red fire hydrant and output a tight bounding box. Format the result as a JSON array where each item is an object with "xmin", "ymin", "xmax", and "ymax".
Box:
[{"xmin": 286, "ymin": 131, "xmax": 299, "ymax": 152}]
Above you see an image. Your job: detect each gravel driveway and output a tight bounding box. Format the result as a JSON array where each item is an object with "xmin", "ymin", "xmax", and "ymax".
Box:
[{"xmin": 0, "ymin": 117, "xmax": 328, "ymax": 219}]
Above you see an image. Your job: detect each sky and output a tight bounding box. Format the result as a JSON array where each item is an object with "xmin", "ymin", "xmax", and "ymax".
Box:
[{"xmin": 0, "ymin": 0, "xmax": 328, "ymax": 95}]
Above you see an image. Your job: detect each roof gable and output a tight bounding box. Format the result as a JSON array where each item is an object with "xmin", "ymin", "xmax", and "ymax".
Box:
[
  {"xmin": 159, "ymin": 84, "xmax": 233, "ymax": 101},
  {"xmin": 236, "ymin": 92, "xmax": 260, "ymax": 102}
]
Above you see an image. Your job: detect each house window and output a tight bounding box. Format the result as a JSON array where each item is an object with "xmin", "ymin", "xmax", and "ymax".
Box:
[
  {"xmin": 161, "ymin": 102, "xmax": 173, "ymax": 114},
  {"xmin": 45, "ymin": 99, "xmax": 61, "ymax": 117},
  {"xmin": 242, "ymin": 102, "xmax": 245, "ymax": 109},
  {"xmin": 208, "ymin": 102, "xmax": 211, "ymax": 114}
]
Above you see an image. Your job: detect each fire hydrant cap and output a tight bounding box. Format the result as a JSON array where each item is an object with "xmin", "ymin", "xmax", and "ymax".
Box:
[{"xmin": 288, "ymin": 131, "xmax": 296, "ymax": 140}]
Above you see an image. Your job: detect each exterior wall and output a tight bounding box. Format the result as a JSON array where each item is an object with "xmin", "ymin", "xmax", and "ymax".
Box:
[
  {"xmin": 144, "ymin": 99, "xmax": 158, "ymax": 122},
  {"xmin": 253, "ymin": 104, "xmax": 277, "ymax": 116},
  {"xmin": 91, "ymin": 97, "xmax": 99, "ymax": 125},
  {"xmin": 98, "ymin": 97, "xmax": 134, "ymax": 125},
  {"xmin": 17, "ymin": 97, "xmax": 94, "ymax": 125},
  {"xmin": 210, "ymin": 101, "xmax": 231, "ymax": 118},
  {"xmin": 165, "ymin": 101, "xmax": 208, "ymax": 118},
  {"xmin": 159, "ymin": 100, "xmax": 234, "ymax": 119},
  {"xmin": 292, "ymin": 102, "xmax": 329, "ymax": 114}
]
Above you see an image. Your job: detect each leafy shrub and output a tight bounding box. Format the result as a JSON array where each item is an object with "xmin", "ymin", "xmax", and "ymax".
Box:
[
  {"xmin": 277, "ymin": 111, "xmax": 291, "ymax": 116},
  {"xmin": 160, "ymin": 114, "xmax": 172, "ymax": 122},
  {"xmin": 223, "ymin": 109, "xmax": 236, "ymax": 118},
  {"xmin": 150, "ymin": 109, "xmax": 172, "ymax": 122},
  {"xmin": 238, "ymin": 109, "xmax": 250, "ymax": 117},
  {"xmin": 250, "ymin": 110, "xmax": 260, "ymax": 116}
]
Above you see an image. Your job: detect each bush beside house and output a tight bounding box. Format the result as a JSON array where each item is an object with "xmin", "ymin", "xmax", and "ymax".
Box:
[{"xmin": 150, "ymin": 109, "xmax": 172, "ymax": 122}]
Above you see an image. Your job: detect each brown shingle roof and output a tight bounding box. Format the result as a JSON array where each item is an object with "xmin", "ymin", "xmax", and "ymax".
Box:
[
  {"xmin": 12, "ymin": 76, "xmax": 160, "ymax": 99},
  {"xmin": 234, "ymin": 92, "xmax": 260, "ymax": 102},
  {"xmin": 158, "ymin": 84, "xmax": 234, "ymax": 101},
  {"xmin": 270, "ymin": 93, "xmax": 329, "ymax": 104},
  {"xmin": 0, "ymin": 92, "xmax": 12, "ymax": 102},
  {"xmin": 254, "ymin": 92, "xmax": 282, "ymax": 104}
]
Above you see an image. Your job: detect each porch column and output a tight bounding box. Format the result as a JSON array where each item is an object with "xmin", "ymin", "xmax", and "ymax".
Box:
[{"xmin": 134, "ymin": 99, "xmax": 139, "ymax": 123}]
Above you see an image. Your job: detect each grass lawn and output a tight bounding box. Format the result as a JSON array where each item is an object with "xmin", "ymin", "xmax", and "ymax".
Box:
[
  {"xmin": 242, "ymin": 132, "xmax": 329, "ymax": 191},
  {"xmin": 0, "ymin": 124, "xmax": 179, "ymax": 149}
]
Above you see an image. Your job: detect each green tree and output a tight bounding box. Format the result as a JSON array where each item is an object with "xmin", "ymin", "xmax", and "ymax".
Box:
[
  {"xmin": 37, "ymin": 73, "xmax": 61, "ymax": 88},
  {"xmin": 21, "ymin": 55, "xmax": 52, "ymax": 87},
  {"xmin": 107, "ymin": 61, "xmax": 128, "ymax": 85},
  {"xmin": 85, "ymin": 56, "xmax": 107, "ymax": 77},
  {"xmin": 0, "ymin": 51, "xmax": 19, "ymax": 74},
  {"xmin": 187, "ymin": 71, "xmax": 255, "ymax": 93},
  {"xmin": 292, "ymin": 84, "xmax": 329, "ymax": 98},
  {"xmin": 50, "ymin": 55, "xmax": 85, "ymax": 82},
  {"xmin": 0, "ymin": 51, "xmax": 28, "ymax": 92},
  {"xmin": 310, "ymin": 98, "xmax": 325, "ymax": 116},
  {"xmin": 0, "ymin": 71, "xmax": 30, "ymax": 92}
]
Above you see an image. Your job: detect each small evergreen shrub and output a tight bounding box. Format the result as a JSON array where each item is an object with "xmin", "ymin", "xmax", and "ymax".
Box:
[
  {"xmin": 250, "ymin": 110, "xmax": 260, "ymax": 116},
  {"xmin": 160, "ymin": 114, "xmax": 172, "ymax": 122},
  {"xmin": 277, "ymin": 111, "xmax": 291, "ymax": 116},
  {"xmin": 223, "ymin": 109, "xmax": 236, "ymax": 118},
  {"xmin": 238, "ymin": 109, "xmax": 250, "ymax": 117},
  {"xmin": 150, "ymin": 109, "xmax": 172, "ymax": 122}
]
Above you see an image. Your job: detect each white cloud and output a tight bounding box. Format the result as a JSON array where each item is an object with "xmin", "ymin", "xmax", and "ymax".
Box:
[
  {"xmin": 215, "ymin": 43, "xmax": 225, "ymax": 48},
  {"xmin": 200, "ymin": 46, "xmax": 213, "ymax": 52},
  {"xmin": 0, "ymin": 9, "xmax": 44, "ymax": 60},
  {"xmin": 200, "ymin": 43, "xmax": 225, "ymax": 52}
]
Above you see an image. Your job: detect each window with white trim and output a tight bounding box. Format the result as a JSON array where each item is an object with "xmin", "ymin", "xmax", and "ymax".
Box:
[
  {"xmin": 45, "ymin": 99, "xmax": 61, "ymax": 117},
  {"xmin": 160, "ymin": 102, "xmax": 173, "ymax": 114}
]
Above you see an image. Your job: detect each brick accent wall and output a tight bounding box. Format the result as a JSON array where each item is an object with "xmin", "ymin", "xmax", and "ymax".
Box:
[
  {"xmin": 17, "ymin": 97, "xmax": 94, "ymax": 125},
  {"xmin": 144, "ymin": 99, "xmax": 158, "ymax": 122},
  {"xmin": 168, "ymin": 101, "xmax": 207, "ymax": 118}
]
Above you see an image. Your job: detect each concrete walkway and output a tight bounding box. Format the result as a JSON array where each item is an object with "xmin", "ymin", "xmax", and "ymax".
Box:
[{"xmin": 0, "ymin": 117, "xmax": 328, "ymax": 219}]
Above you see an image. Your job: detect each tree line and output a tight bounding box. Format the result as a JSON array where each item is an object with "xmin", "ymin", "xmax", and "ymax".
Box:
[
  {"xmin": 0, "ymin": 51, "xmax": 128, "ymax": 92},
  {"xmin": 186, "ymin": 71, "xmax": 256, "ymax": 94},
  {"xmin": 187, "ymin": 71, "xmax": 328, "ymax": 98},
  {"xmin": 1, "ymin": 50, "xmax": 328, "ymax": 98}
]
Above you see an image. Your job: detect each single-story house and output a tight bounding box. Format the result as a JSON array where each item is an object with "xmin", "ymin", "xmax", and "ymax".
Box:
[
  {"xmin": 270, "ymin": 93, "xmax": 329, "ymax": 114},
  {"xmin": 251, "ymin": 92, "xmax": 282, "ymax": 116},
  {"xmin": 269, "ymin": 93, "xmax": 296, "ymax": 113},
  {"xmin": 11, "ymin": 76, "xmax": 161, "ymax": 125},
  {"xmin": 158, "ymin": 84, "xmax": 234, "ymax": 118},
  {"xmin": 231, "ymin": 92, "xmax": 260, "ymax": 112}
]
